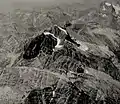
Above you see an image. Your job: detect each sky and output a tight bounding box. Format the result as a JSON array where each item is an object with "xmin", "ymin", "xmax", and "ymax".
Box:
[
  {"xmin": 0, "ymin": 0, "xmax": 80, "ymax": 12},
  {"xmin": 0, "ymin": 0, "xmax": 117, "ymax": 13}
]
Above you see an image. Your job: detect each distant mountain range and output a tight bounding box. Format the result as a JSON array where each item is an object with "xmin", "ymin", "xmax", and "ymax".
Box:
[{"xmin": 0, "ymin": 1, "xmax": 120, "ymax": 104}]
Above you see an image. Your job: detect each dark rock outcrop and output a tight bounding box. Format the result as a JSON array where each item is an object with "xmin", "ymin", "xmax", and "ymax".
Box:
[
  {"xmin": 23, "ymin": 25, "xmax": 80, "ymax": 60},
  {"xmin": 25, "ymin": 84, "xmax": 91, "ymax": 104},
  {"xmin": 23, "ymin": 33, "xmax": 57, "ymax": 59}
]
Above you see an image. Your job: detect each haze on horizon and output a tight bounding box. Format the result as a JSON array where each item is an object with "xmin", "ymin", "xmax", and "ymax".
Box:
[{"xmin": 0, "ymin": 0, "xmax": 118, "ymax": 13}]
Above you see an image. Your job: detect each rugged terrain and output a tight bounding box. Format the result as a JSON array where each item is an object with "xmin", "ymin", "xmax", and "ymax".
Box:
[{"xmin": 0, "ymin": 1, "xmax": 120, "ymax": 104}]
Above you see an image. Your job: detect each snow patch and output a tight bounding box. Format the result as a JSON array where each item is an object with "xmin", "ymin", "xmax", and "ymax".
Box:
[
  {"xmin": 105, "ymin": 2, "xmax": 112, "ymax": 6},
  {"xmin": 44, "ymin": 32, "xmax": 63, "ymax": 49},
  {"xmin": 113, "ymin": 4, "xmax": 120, "ymax": 14},
  {"xmin": 102, "ymin": 14, "xmax": 107, "ymax": 17},
  {"xmin": 102, "ymin": 6, "xmax": 106, "ymax": 11},
  {"xmin": 76, "ymin": 40, "xmax": 88, "ymax": 51},
  {"xmin": 85, "ymin": 69, "xmax": 89, "ymax": 74},
  {"xmin": 54, "ymin": 25, "xmax": 68, "ymax": 35}
]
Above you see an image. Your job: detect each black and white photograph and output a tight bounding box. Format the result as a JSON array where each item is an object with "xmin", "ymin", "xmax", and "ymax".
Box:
[{"xmin": 0, "ymin": 0, "xmax": 120, "ymax": 104}]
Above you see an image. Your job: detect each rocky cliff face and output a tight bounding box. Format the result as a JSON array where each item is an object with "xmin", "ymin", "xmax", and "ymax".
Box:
[{"xmin": 0, "ymin": 1, "xmax": 120, "ymax": 104}]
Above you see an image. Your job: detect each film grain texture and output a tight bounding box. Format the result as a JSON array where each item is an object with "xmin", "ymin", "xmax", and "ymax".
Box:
[{"xmin": 0, "ymin": 0, "xmax": 120, "ymax": 104}]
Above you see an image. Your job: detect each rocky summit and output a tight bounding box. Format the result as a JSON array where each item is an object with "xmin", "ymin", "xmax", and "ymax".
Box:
[{"xmin": 0, "ymin": 1, "xmax": 120, "ymax": 104}]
